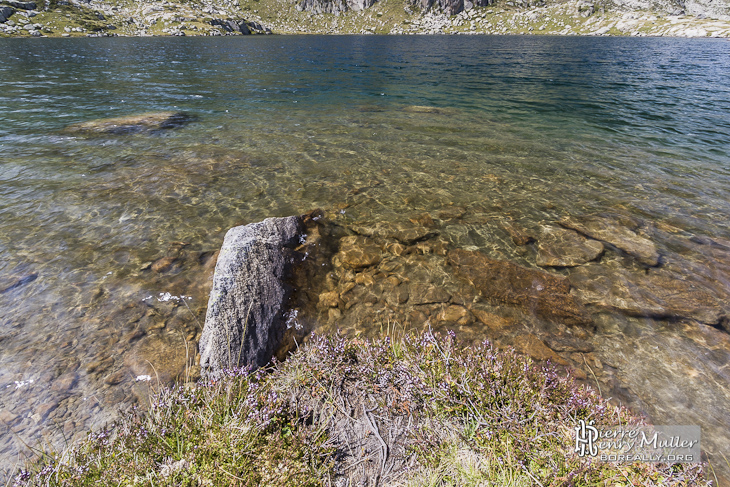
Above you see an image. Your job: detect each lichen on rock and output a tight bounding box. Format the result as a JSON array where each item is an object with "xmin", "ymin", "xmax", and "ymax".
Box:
[{"xmin": 199, "ymin": 215, "xmax": 303, "ymax": 378}]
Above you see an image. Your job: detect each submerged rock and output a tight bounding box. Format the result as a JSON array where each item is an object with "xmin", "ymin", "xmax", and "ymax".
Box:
[
  {"xmin": 333, "ymin": 235, "xmax": 383, "ymax": 270},
  {"xmin": 402, "ymin": 105, "xmax": 454, "ymax": 114},
  {"xmin": 471, "ymin": 308, "xmax": 515, "ymax": 332},
  {"xmin": 199, "ymin": 216, "xmax": 303, "ymax": 377},
  {"xmin": 436, "ymin": 304, "xmax": 473, "ymax": 325},
  {"xmin": 559, "ymin": 214, "xmax": 659, "ymax": 266},
  {"xmin": 512, "ymin": 334, "xmax": 568, "ymax": 365},
  {"xmin": 350, "ymin": 221, "xmax": 438, "ymax": 245},
  {"xmin": 0, "ymin": 273, "xmax": 38, "ymax": 293},
  {"xmin": 447, "ymin": 248, "xmax": 591, "ymax": 326},
  {"xmin": 62, "ymin": 111, "xmax": 194, "ymax": 135},
  {"xmin": 689, "ymin": 234, "xmax": 730, "ymax": 251},
  {"xmin": 501, "ymin": 221, "xmax": 535, "ymax": 246},
  {"xmin": 569, "ymin": 264, "xmax": 728, "ymax": 325},
  {"xmin": 536, "ymin": 225, "xmax": 604, "ymax": 267},
  {"xmin": 124, "ymin": 331, "xmax": 189, "ymax": 385},
  {"xmin": 409, "ymin": 283, "xmax": 451, "ymax": 305}
]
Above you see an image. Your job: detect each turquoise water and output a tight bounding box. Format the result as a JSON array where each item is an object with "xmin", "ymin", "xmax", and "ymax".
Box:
[{"xmin": 1, "ymin": 35, "xmax": 730, "ymax": 476}]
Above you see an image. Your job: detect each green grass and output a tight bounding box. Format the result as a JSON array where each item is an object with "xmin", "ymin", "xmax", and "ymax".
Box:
[{"xmin": 13, "ymin": 331, "xmax": 709, "ymax": 486}]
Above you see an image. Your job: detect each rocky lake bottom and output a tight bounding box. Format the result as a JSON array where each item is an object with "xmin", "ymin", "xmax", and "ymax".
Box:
[{"xmin": 1, "ymin": 35, "xmax": 729, "ymax": 481}]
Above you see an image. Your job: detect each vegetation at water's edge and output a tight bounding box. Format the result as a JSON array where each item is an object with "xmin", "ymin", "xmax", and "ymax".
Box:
[{"xmin": 13, "ymin": 331, "xmax": 708, "ymax": 486}]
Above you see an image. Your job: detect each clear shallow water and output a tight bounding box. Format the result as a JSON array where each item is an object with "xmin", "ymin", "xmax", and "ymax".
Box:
[{"xmin": 1, "ymin": 35, "xmax": 730, "ymax": 477}]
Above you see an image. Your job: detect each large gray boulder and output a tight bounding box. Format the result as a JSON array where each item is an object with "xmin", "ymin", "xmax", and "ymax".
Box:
[
  {"xmin": 296, "ymin": 0, "xmax": 376, "ymax": 14},
  {"xmin": 439, "ymin": 0, "xmax": 464, "ymax": 14},
  {"xmin": 6, "ymin": 1, "xmax": 36, "ymax": 10},
  {"xmin": 0, "ymin": 6, "xmax": 14, "ymax": 23},
  {"xmin": 199, "ymin": 216, "xmax": 303, "ymax": 378}
]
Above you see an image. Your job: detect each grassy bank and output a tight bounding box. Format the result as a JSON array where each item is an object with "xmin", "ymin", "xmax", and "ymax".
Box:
[{"xmin": 13, "ymin": 331, "xmax": 708, "ymax": 486}]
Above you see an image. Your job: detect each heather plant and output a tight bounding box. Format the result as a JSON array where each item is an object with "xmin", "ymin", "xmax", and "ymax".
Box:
[{"xmin": 14, "ymin": 331, "xmax": 709, "ymax": 486}]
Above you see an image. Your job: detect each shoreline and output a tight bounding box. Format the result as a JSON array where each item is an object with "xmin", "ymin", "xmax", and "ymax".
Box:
[
  {"xmin": 8, "ymin": 37, "xmax": 728, "ymax": 484},
  {"xmin": 12, "ymin": 331, "xmax": 714, "ymax": 486},
  {"xmin": 2, "ymin": 0, "xmax": 730, "ymax": 38}
]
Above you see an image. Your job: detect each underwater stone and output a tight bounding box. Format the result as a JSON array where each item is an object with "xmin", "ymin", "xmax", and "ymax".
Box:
[
  {"xmin": 448, "ymin": 248, "xmax": 591, "ymax": 326},
  {"xmin": 62, "ymin": 111, "xmax": 195, "ymax": 135},
  {"xmin": 569, "ymin": 264, "xmax": 728, "ymax": 325},
  {"xmin": 333, "ymin": 235, "xmax": 383, "ymax": 269},
  {"xmin": 501, "ymin": 221, "xmax": 535, "ymax": 246},
  {"xmin": 559, "ymin": 214, "xmax": 659, "ymax": 266},
  {"xmin": 536, "ymin": 225, "xmax": 604, "ymax": 267},
  {"xmin": 512, "ymin": 334, "xmax": 568, "ymax": 365}
]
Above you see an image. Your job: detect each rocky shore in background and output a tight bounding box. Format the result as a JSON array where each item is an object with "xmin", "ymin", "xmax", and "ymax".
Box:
[{"xmin": 2, "ymin": 0, "xmax": 730, "ymax": 37}]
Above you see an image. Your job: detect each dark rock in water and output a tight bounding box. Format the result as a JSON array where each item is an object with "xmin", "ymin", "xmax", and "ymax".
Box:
[
  {"xmin": 436, "ymin": 304, "xmax": 473, "ymax": 325},
  {"xmin": 542, "ymin": 333, "xmax": 594, "ymax": 353},
  {"xmin": 689, "ymin": 234, "xmax": 730, "ymax": 250},
  {"xmin": 351, "ymin": 221, "xmax": 438, "ymax": 245},
  {"xmin": 0, "ymin": 273, "xmax": 38, "ymax": 293},
  {"xmin": 62, "ymin": 111, "xmax": 194, "ymax": 135},
  {"xmin": 447, "ymin": 248, "xmax": 591, "ymax": 326},
  {"xmin": 409, "ymin": 283, "xmax": 451, "ymax": 305},
  {"xmin": 500, "ymin": 221, "xmax": 535, "ymax": 246},
  {"xmin": 558, "ymin": 214, "xmax": 659, "ymax": 267},
  {"xmin": 569, "ymin": 264, "xmax": 728, "ymax": 325},
  {"xmin": 471, "ymin": 308, "xmax": 515, "ymax": 332},
  {"xmin": 0, "ymin": 6, "xmax": 14, "ymax": 22},
  {"xmin": 436, "ymin": 206, "xmax": 466, "ymax": 221},
  {"xmin": 333, "ymin": 236, "xmax": 383, "ymax": 270},
  {"xmin": 512, "ymin": 334, "xmax": 568, "ymax": 365},
  {"xmin": 536, "ymin": 225, "xmax": 604, "ymax": 267},
  {"xmin": 151, "ymin": 256, "xmax": 177, "ymax": 273},
  {"xmin": 6, "ymin": 1, "xmax": 35, "ymax": 10},
  {"xmin": 402, "ymin": 105, "xmax": 454, "ymax": 115},
  {"xmin": 125, "ymin": 332, "xmax": 189, "ymax": 385},
  {"xmin": 199, "ymin": 216, "xmax": 303, "ymax": 377}
]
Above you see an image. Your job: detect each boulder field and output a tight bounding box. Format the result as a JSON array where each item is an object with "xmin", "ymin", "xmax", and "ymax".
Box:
[{"xmin": 2, "ymin": 0, "xmax": 730, "ymax": 37}]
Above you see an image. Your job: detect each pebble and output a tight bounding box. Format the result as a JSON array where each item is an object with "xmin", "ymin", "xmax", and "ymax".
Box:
[
  {"xmin": 513, "ymin": 334, "xmax": 568, "ymax": 365},
  {"xmin": 471, "ymin": 308, "xmax": 513, "ymax": 331},
  {"xmin": 151, "ymin": 256, "xmax": 177, "ymax": 273},
  {"xmin": 437, "ymin": 304, "xmax": 473, "ymax": 326},
  {"xmin": 104, "ymin": 370, "xmax": 126, "ymax": 386},
  {"xmin": 0, "ymin": 410, "xmax": 19, "ymax": 425},
  {"xmin": 51, "ymin": 372, "xmax": 77, "ymax": 393}
]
